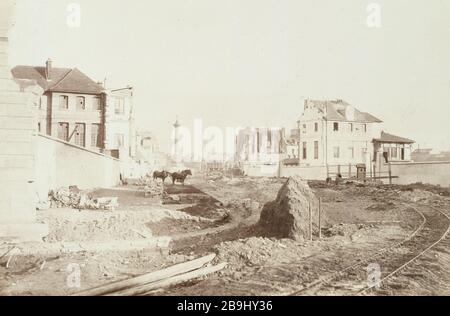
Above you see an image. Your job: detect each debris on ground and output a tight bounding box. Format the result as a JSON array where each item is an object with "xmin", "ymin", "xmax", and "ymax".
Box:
[
  {"xmin": 323, "ymin": 223, "xmax": 367, "ymax": 237},
  {"xmin": 48, "ymin": 187, "xmax": 119, "ymax": 211},
  {"xmin": 72, "ymin": 253, "xmax": 219, "ymax": 296},
  {"xmin": 144, "ymin": 181, "xmax": 164, "ymax": 198},
  {"xmin": 365, "ymin": 202, "xmax": 397, "ymax": 212},
  {"xmin": 215, "ymin": 237, "xmax": 302, "ymax": 268},
  {"xmin": 134, "ymin": 176, "xmax": 165, "ymax": 198},
  {"xmin": 259, "ymin": 176, "xmax": 325, "ymax": 240},
  {"xmin": 206, "ymin": 172, "xmax": 224, "ymax": 182},
  {"xmin": 6, "ymin": 174, "xmax": 448, "ymax": 296}
]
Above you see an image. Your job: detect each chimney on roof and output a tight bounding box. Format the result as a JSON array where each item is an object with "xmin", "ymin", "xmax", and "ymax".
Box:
[{"xmin": 45, "ymin": 58, "xmax": 52, "ymax": 80}]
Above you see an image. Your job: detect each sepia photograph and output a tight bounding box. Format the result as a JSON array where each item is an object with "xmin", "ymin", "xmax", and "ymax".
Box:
[{"xmin": 1, "ymin": 0, "xmax": 450, "ymax": 304}]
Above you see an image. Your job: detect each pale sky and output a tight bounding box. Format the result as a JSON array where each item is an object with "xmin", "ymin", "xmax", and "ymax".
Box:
[{"xmin": 8, "ymin": 0, "xmax": 450, "ymax": 152}]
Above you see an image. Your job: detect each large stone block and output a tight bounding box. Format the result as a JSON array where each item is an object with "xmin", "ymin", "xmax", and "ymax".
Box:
[{"xmin": 259, "ymin": 176, "xmax": 326, "ymax": 240}]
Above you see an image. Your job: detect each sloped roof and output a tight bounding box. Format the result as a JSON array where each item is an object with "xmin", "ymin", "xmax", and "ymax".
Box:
[
  {"xmin": 11, "ymin": 65, "xmax": 104, "ymax": 94},
  {"xmin": 307, "ymin": 99, "xmax": 383, "ymax": 123},
  {"xmin": 373, "ymin": 131, "xmax": 415, "ymax": 144}
]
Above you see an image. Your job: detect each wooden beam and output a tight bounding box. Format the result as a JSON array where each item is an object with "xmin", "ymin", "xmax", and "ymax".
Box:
[
  {"xmin": 109, "ymin": 263, "xmax": 228, "ymax": 296},
  {"xmin": 72, "ymin": 253, "xmax": 216, "ymax": 296}
]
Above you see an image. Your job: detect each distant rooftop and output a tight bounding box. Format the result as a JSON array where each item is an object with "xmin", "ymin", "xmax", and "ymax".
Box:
[
  {"xmin": 304, "ymin": 99, "xmax": 383, "ymax": 124},
  {"xmin": 11, "ymin": 60, "xmax": 104, "ymax": 95}
]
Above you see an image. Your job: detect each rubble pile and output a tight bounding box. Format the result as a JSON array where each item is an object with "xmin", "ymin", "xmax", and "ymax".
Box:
[
  {"xmin": 206, "ymin": 172, "xmax": 224, "ymax": 182},
  {"xmin": 144, "ymin": 181, "xmax": 164, "ymax": 198},
  {"xmin": 137, "ymin": 176, "xmax": 165, "ymax": 198},
  {"xmin": 323, "ymin": 223, "xmax": 367, "ymax": 237},
  {"xmin": 226, "ymin": 199, "xmax": 260, "ymax": 212},
  {"xmin": 259, "ymin": 176, "xmax": 324, "ymax": 240},
  {"xmin": 214, "ymin": 237, "xmax": 307, "ymax": 270},
  {"xmin": 48, "ymin": 187, "xmax": 119, "ymax": 211}
]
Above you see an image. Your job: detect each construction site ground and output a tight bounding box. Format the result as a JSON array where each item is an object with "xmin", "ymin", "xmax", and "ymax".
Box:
[{"xmin": 1, "ymin": 175, "xmax": 450, "ymax": 296}]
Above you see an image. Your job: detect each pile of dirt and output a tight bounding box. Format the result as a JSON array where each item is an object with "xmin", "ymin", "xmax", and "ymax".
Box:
[
  {"xmin": 259, "ymin": 176, "xmax": 323, "ymax": 240},
  {"xmin": 179, "ymin": 203, "xmax": 230, "ymax": 221},
  {"xmin": 323, "ymin": 223, "xmax": 367, "ymax": 238},
  {"xmin": 41, "ymin": 211, "xmax": 153, "ymax": 242},
  {"xmin": 391, "ymin": 183, "xmax": 450, "ymax": 197},
  {"xmin": 225, "ymin": 199, "xmax": 260, "ymax": 218},
  {"xmin": 399, "ymin": 189, "xmax": 442, "ymax": 203},
  {"xmin": 48, "ymin": 187, "xmax": 118, "ymax": 211},
  {"xmin": 39, "ymin": 206, "xmax": 214, "ymax": 243},
  {"xmin": 144, "ymin": 181, "xmax": 165, "ymax": 198},
  {"xmin": 214, "ymin": 237, "xmax": 306, "ymax": 269},
  {"xmin": 206, "ymin": 172, "xmax": 225, "ymax": 181},
  {"xmin": 134, "ymin": 176, "xmax": 165, "ymax": 198}
]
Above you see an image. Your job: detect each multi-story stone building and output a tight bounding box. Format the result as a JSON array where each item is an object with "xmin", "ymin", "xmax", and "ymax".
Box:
[
  {"xmin": 12, "ymin": 59, "xmax": 106, "ymax": 151},
  {"xmin": 12, "ymin": 60, "xmax": 136, "ymax": 160},
  {"xmin": 297, "ymin": 99, "xmax": 414, "ymax": 168}
]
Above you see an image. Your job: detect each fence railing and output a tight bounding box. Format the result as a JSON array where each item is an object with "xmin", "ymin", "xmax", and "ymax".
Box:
[{"xmin": 326, "ymin": 163, "xmax": 397, "ymax": 184}]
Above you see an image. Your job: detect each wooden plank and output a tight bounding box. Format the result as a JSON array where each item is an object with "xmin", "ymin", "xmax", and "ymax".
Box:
[
  {"xmin": 109, "ymin": 263, "xmax": 228, "ymax": 296},
  {"xmin": 72, "ymin": 253, "xmax": 216, "ymax": 296}
]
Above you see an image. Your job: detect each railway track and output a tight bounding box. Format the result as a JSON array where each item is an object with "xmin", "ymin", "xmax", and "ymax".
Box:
[{"xmin": 290, "ymin": 203, "xmax": 450, "ymax": 296}]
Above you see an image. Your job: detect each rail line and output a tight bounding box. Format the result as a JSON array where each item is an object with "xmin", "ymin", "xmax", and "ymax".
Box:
[
  {"xmin": 360, "ymin": 204, "xmax": 450, "ymax": 295},
  {"xmin": 290, "ymin": 203, "xmax": 450, "ymax": 296}
]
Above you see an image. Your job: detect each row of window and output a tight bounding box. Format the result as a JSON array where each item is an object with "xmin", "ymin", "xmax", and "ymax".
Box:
[
  {"xmin": 58, "ymin": 95, "xmax": 126, "ymax": 115},
  {"xmin": 59, "ymin": 95, "xmax": 102, "ymax": 111},
  {"xmin": 383, "ymin": 147, "xmax": 405, "ymax": 160},
  {"xmin": 301, "ymin": 141, "xmax": 366, "ymax": 160},
  {"xmin": 302, "ymin": 141, "xmax": 320, "ymax": 160},
  {"xmin": 301, "ymin": 122, "xmax": 367, "ymax": 133},
  {"xmin": 333, "ymin": 122, "xmax": 367, "ymax": 133},
  {"xmin": 57, "ymin": 122, "xmax": 102, "ymax": 148}
]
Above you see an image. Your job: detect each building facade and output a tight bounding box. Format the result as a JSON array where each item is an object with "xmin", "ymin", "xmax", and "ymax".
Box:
[
  {"xmin": 297, "ymin": 99, "xmax": 414, "ymax": 168},
  {"xmin": 104, "ymin": 86, "xmax": 135, "ymax": 159},
  {"xmin": 373, "ymin": 132, "xmax": 414, "ymax": 163},
  {"xmin": 135, "ymin": 131, "xmax": 168, "ymax": 168},
  {"xmin": 12, "ymin": 60, "xmax": 106, "ymax": 151},
  {"xmin": 297, "ymin": 99, "xmax": 383, "ymax": 167},
  {"xmin": 235, "ymin": 127, "xmax": 285, "ymax": 166}
]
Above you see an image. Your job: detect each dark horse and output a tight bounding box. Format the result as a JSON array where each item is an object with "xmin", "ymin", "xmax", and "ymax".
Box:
[
  {"xmin": 153, "ymin": 170, "xmax": 169, "ymax": 183},
  {"xmin": 170, "ymin": 170, "xmax": 192, "ymax": 185}
]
